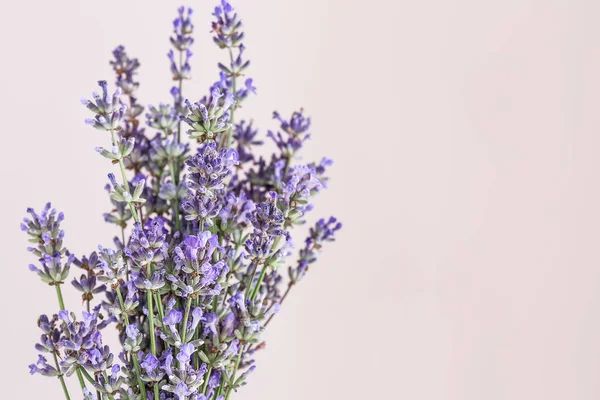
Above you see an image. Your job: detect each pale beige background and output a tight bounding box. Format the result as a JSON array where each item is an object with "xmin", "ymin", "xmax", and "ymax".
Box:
[{"xmin": 1, "ymin": 0, "xmax": 600, "ymax": 399}]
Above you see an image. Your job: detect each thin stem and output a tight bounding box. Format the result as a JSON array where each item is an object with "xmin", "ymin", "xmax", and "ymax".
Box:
[
  {"xmin": 168, "ymin": 159, "xmax": 182, "ymax": 232},
  {"xmin": 147, "ymin": 290, "xmax": 157, "ymax": 357},
  {"xmin": 176, "ymin": 49, "xmax": 183, "ymax": 146},
  {"xmin": 173, "ymin": 201, "xmax": 181, "ymax": 232},
  {"xmin": 95, "ymin": 375, "xmax": 102, "ymax": 400},
  {"xmin": 201, "ymin": 366, "xmax": 212, "ymax": 395},
  {"xmin": 283, "ymin": 155, "xmax": 291, "ymax": 180},
  {"xmin": 180, "ymin": 297, "xmax": 193, "ymax": 343},
  {"xmin": 250, "ymin": 264, "xmax": 268, "ymax": 301},
  {"xmin": 173, "ymin": 49, "xmax": 184, "ymax": 189},
  {"xmin": 115, "ymin": 288, "xmax": 130, "ymax": 325},
  {"xmin": 115, "ymin": 287, "xmax": 147, "ymax": 400},
  {"xmin": 120, "ymin": 226, "xmax": 126, "ymax": 248},
  {"xmin": 109, "ymin": 128, "xmax": 139, "ymax": 224},
  {"xmin": 264, "ymin": 282, "xmax": 294, "ymax": 327},
  {"xmin": 121, "ymin": 225, "xmax": 130, "ymax": 281},
  {"xmin": 55, "ymin": 284, "xmax": 66, "ymax": 310},
  {"xmin": 244, "ymin": 261, "xmax": 258, "ymax": 299},
  {"xmin": 224, "ymin": 347, "xmax": 243, "ymax": 400},
  {"xmin": 86, "ymin": 267, "xmax": 91, "ymax": 313},
  {"xmin": 55, "ymin": 284, "xmax": 88, "ymax": 392},
  {"xmin": 79, "ymin": 367, "xmax": 96, "ymax": 386},
  {"xmin": 53, "ymin": 352, "xmax": 71, "ymax": 400},
  {"xmin": 214, "ymin": 376, "xmax": 224, "ymax": 399},
  {"xmin": 76, "ymin": 369, "xmax": 87, "ymax": 392},
  {"xmin": 225, "ymin": 47, "xmax": 237, "ymax": 149},
  {"xmin": 154, "ymin": 292, "xmax": 167, "ymax": 336},
  {"xmin": 221, "ymin": 236, "xmax": 246, "ymax": 308},
  {"xmin": 193, "ymin": 296, "xmax": 200, "ymax": 369},
  {"xmin": 247, "ymin": 284, "xmax": 295, "ymax": 357},
  {"xmin": 177, "ymin": 296, "xmax": 193, "ymax": 369},
  {"xmin": 82, "ymin": 370, "xmax": 113, "ymax": 400}
]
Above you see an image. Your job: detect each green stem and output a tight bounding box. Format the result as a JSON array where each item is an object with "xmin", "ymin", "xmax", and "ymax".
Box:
[
  {"xmin": 147, "ymin": 290, "xmax": 157, "ymax": 357},
  {"xmin": 180, "ymin": 297, "xmax": 193, "ymax": 344},
  {"xmin": 109, "ymin": 128, "xmax": 139, "ymax": 223},
  {"xmin": 53, "ymin": 352, "xmax": 71, "ymax": 400},
  {"xmin": 193, "ymin": 296, "xmax": 200, "ymax": 369},
  {"xmin": 172, "ymin": 197, "xmax": 181, "ymax": 231},
  {"xmin": 221, "ymin": 236, "xmax": 245, "ymax": 308},
  {"xmin": 121, "ymin": 225, "xmax": 126, "ymax": 247},
  {"xmin": 86, "ymin": 266, "xmax": 92, "ymax": 313},
  {"xmin": 225, "ymin": 347, "xmax": 243, "ymax": 400},
  {"xmin": 264, "ymin": 282, "xmax": 293, "ymax": 328},
  {"xmin": 176, "ymin": 49, "xmax": 183, "ymax": 146},
  {"xmin": 225, "ymin": 46, "xmax": 237, "ymax": 149},
  {"xmin": 173, "ymin": 49, "xmax": 184, "ymax": 188},
  {"xmin": 55, "ymin": 284, "xmax": 88, "ymax": 392},
  {"xmin": 168, "ymin": 159, "xmax": 182, "ymax": 232},
  {"xmin": 245, "ymin": 261, "xmax": 258, "ymax": 299},
  {"xmin": 283, "ymin": 155, "xmax": 291, "ymax": 180},
  {"xmin": 95, "ymin": 374, "xmax": 102, "ymax": 400},
  {"xmin": 76, "ymin": 370, "xmax": 87, "ymax": 392},
  {"xmin": 79, "ymin": 367, "xmax": 96, "ymax": 386},
  {"xmin": 154, "ymin": 292, "xmax": 167, "ymax": 335},
  {"xmin": 55, "ymin": 284, "xmax": 66, "ymax": 310},
  {"xmin": 115, "ymin": 287, "xmax": 147, "ymax": 400},
  {"xmin": 201, "ymin": 366, "xmax": 212, "ymax": 395},
  {"xmin": 88, "ymin": 371, "xmax": 114, "ymax": 400},
  {"xmin": 250, "ymin": 265, "xmax": 268, "ymax": 301},
  {"xmin": 215, "ymin": 377, "xmax": 223, "ymax": 399},
  {"xmin": 115, "ymin": 288, "xmax": 130, "ymax": 325},
  {"xmin": 177, "ymin": 297, "xmax": 193, "ymax": 369}
]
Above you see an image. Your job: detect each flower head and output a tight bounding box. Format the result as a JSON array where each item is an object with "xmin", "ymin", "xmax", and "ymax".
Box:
[
  {"xmin": 171, "ymin": 6, "xmax": 194, "ymax": 51},
  {"xmin": 82, "ymin": 81, "xmax": 127, "ymax": 131}
]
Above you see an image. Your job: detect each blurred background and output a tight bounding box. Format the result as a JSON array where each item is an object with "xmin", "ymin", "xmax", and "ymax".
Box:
[{"xmin": 2, "ymin": 0, "xmax": 600, "ymax": 399}]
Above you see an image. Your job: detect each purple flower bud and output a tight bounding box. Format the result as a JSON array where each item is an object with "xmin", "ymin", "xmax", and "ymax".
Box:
[
  {"xmin": 163, "ymin": 309, "xmax": 182, "ymax": 326},
  {"xmin": 126, "ymin": 324, "xmax": 140, "ymax": 340}
]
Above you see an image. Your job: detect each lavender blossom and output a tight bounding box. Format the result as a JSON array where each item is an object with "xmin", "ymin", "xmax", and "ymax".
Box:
[
  {"xmin": 72, "ymin": 273, "xmax": 106, "ymax": 304},
  {"xmin": 22, "ymin": 204, "xmax": 72, "ymax": 289},
  {"xmin": 21, "ymin": 203, "xmax": 65, "ymax": 256},
  {"xmin": 83, "ymin": 80, "xmax": 127, "ymax": 131},
  {"xmin": 171, "ymin": 6, "xmax": 194, "ymax": 51},
  {"xmin": 169, "ymin": 49, "xmax": 193, "ymax": 81},
  {"xmin": 183, "ymin": 90, "xmax": 235, "ymax": 143},
  {"xmin": 268, "ymin": 110, "xmax": 311, "ymax": 157},
  {"xmin": 233, "ymin": 121, "xmax": 262, "ymax": 163},
  {"xmin": 182, "ymin": 142, "xmax": 238, "ymax": 227},
  {"xmin": 125, "ymin": 218, "xmax": 168, "ymax": 271},
  {"xmin": 110, "ymin": 45, "xmax": 141, "ymax": 98},
  {"xmin": 185, "ymin": 142, "xmax": 238, "ymax": 197},
  {"xmin": 289, "ymin": 217, "xmax": 342, "ymax": 284},
  {"xmin": 146, "ymin": 103, "xmax": 179, "ymax": 135}
]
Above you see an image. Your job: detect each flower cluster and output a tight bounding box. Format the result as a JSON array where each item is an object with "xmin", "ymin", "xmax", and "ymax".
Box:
[{"xmin": 23, "ymin": 2, "xmax": 341, "ymax": 400}]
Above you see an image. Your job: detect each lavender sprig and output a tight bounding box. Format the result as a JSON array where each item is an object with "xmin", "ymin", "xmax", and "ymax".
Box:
[
  {"xmin": 171, "ymin": 6, "xmax": 194, "ymax": 145},
  {"xmin": 211, "ymin": 0, "xmax": 254, "ymax": 149}
]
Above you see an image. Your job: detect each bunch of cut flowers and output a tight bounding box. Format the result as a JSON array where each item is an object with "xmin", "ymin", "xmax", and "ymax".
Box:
[{"xmin": 22, "ymin": 2, "xmax": 341, "ymax": 399}]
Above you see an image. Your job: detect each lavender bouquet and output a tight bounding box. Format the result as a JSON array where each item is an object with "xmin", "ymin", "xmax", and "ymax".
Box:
[{"xmin": 21, "ymin": 2, "xmax": 341, "ymax": 400}]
